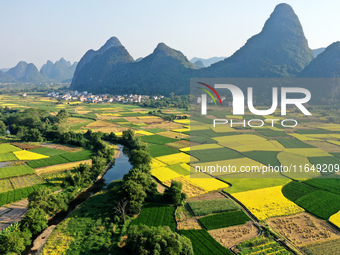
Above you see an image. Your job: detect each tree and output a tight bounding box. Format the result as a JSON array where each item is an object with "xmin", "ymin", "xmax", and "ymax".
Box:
[
  {"xmin": 113, "ymin": 200, "xmax": 128, "ymax": 223},
  {"xmin": 0, "ymin": 120, "xmax": 6, "ymax": 135},
  {"xmin": 21, "ymin": 128, "xmax": 43, "ymax": 142},
  {"xmin": 164, "ymin": 181, "xmax": 187, "ymax": 205},
  {"xmin": 125, "ymin": 225, "xmax": 193, "ymax": 255},
  {"xmin": 0, "ymin": 223, "xmax": 31, "ymax": 254},
  {"xmin": 21, "ymin": 208, "xmax": 48, "ymax": 234}
]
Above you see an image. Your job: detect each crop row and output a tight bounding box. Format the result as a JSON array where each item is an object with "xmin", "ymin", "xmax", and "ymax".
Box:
[
  {"xmin": 131, "ymin": 203, "xmax": 176, "ymax": 230},
  {"xmin": 27, "ymin": 150, "xmax": 92, "ymax": 168},
  {"xmin": 0, "ymin": 184, "xmax": 47, "ymax": 207},
  {"xmin": 187, "ymin": 198, "xmax": 241, "ymax": 216},
  {"xmin": 180, "ymin": 229, "xmax": 232, "ymax": 255},
  {"xmin": 0, "ymin": 165, "xmax": 35, "ymax": 179},
  {"xmin": 198, "ymin": 210, "xmax": 250, "ymax": 230}
]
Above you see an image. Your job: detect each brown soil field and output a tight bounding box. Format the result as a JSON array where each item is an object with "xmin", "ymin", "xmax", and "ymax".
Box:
[
  {"xmin": 267, "ymin": 212, "xmax": 340, "ymax": 246},
  {"xmin": 151, "ymin": 177, "xmax": 166, "ymax": 194},
  {"xmin": 41, "ymin": 143, "xmax": 82, "ymax": 152},
  {"xmin": 209, "ymin": 221, "xmax": 259, "ymax": 248},
  {"xmin": 166, "ymin": 140, "xmax": 192, "ymax": 149},
  {"xmin": 188, "ymin": 191, "xmax": 226, "ymax": 201},
  {"xmin": 67, "ymin": 118, "xmax": 89, "ymax": 125},
  {"xmin": 144, "ymin": 121, "xmax": 184, "ymax": 130},
  {"xmin": 157, "ymin": 131, "xmax": 190, "ymax": 139},
  {"xmin": 12, "ymin": 142, "xmax": 41, "ymax": 150},
  {"xmin": 177, "ymin": 214, "xmax": 202, "ymax": 230},
  {"xmin": 82, "ymin": 120, "xmax": 125, "ymax": 133}
]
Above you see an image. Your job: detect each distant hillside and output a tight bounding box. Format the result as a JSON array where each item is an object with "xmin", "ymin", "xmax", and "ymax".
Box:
[
  {"xmin": 300, "ymin": 42, "xmax": 340, "ymax": 77},
  {"xmin": 71, "ymin": 41, "xmax": 197, "ymax": 94},
  {"xmin": 41, "ymin": 58, "xmax": 78, "ymax": 82},
  {"xmin": 312, "ymin": 47, "xmax": 326, "ymax": 58},
  {"xmin": 5, "ymin": 61, "xmax": 50, "ymax": 83},
  {"xmin": 190, "ymin": 57, "xmax": 225, "ymax": 67},
  {"xmin": 204, "ymin": 3, "xmax": 313, "ymax": 78}
]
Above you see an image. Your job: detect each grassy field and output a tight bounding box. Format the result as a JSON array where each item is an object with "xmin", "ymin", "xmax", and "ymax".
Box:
[
  {"xmin": 198, "ymin": 210, "xmax": 250, "ymax": 230},
  {"xmin": 148, "ymin": 144, "xmax": 178, "ymax": 157},
  {"xmin": 0, "ymin": 152, "xmax": 18, "ymax": 162},
  {"xmin": 180, "ymin": 230, "xmax": 233, "ymax": 255},
  {"xmin": 0, "ymin": 165, "xmax": 35, "ymax": 179},
  {"xmin": 189, "ymin": 147, "xmax": 243, "ymax": 163},
  {"xmin": 188, "ymin": 198, "xmax": 241, "ymax": 216},
  {"xmin": 241, "ymin": 151, "xmax": 281, "ymax": 166},
  {"xmin": 140, "ymin": 135, "xmax": 178, "ymax": 145},
  {"xmin": 168, "ymin": 163, "xmax": 191, "ymax": 175},
  {"xmin": 29, "ymin": 147, "xmax": 68, "ymax": 156},
  {"xmin": 60, "ymin": 150, "xmax": 92, "ymax": 162},
  {"xmin": 0, "ymin": 144, "xmax": 21, "ymax": 153},
  {"xmin": 27, "ymin": 155, "xmax": 70, "ymax": 168},
  {"xmin": 131, "ymin": 203, "xmax": 176, "ymax": 230},
  {"xmin": 277, "ymin": 138, "xmax": 315, "ymax": 148},
  {"xmin": 0, "ymin": 184, "xmax": 47, "ymax": 206}
]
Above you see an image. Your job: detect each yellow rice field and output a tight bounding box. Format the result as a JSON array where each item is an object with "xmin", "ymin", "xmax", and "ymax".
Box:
[
  {"xmin": 155, "ymin": 152, "xmax": 192, "ymax": 165},
  {"xmin": 233, "ymin": 186, "xmax": 304, "ymax": 221},
  {"xmin": 13, "ymin": 151, "xmax": 49, "ymax": 160},
  {"xmin": 137, "ymin": 116, "xmax": 161, "ymax": 119},
  {"xmin": 150, "ymin": 158, "xmax": 167, "ymax": 168},
  {"xmin": 151, "ymin": 166, "xmax": 182, "ymax": 182},
  {"xmin": 134, "ymin": 130, "xmax": 154, "ymax": 136},
  {"xmin": 329, "ymin": 211, "xmax": 340, "ymax": 228},
  {"xmin": 288, "ymin": 133, "xmax": 319, "ymax": 141},
  {"xmin": 184, "ymin": 173, "xmax": 229, "ymax": 191}
]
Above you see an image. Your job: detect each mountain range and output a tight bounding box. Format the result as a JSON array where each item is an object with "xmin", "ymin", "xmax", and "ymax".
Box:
[
  {"xmin": 0, "ymin": 58, "xmax": 77, "ymax": 83},
  {"xmin": 70, "ymin": 3, "xmax": 340, "ymax": 95}
]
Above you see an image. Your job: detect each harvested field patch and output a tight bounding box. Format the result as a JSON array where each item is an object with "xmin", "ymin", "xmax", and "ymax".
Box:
[
  {"xmin": 267, "ymin": 213, "xmax": 340, "ymax": 246},
  {"xmin": 35, "ymin": 160, "xmax": 92, "ymax": 175},
  {"xmin": 302, "ymin": 238, "xmax": 340, "ymax": 255},
  {"xmin": 209, "ymin": 221, "xmax": 259, "ymax": 248},
  {"xmin": 157, "ymin": 131, "xmax": 189, "ymax": 139},
  {"xmin": 164, "ymin": 177, "xmax": 205, "ymax": 198},
  {"xmin": 11, "ymin": 143, "xmax": 41, "ymax": 150}
]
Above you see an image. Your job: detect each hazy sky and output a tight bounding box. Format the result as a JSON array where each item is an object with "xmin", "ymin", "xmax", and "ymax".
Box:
[{"xmin": 0, "ymin": 0, "xmax": 339, "ymax": 69}]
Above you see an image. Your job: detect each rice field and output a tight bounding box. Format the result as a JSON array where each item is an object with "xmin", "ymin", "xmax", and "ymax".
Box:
[
  {"xmin": 13, "ymin": 150, "xmax": 50, "ymax": 160},
  {"xmin": 0, "ymin": 152, "xmax": 18, "ymax": 162},
  {"xmin": 10, "ymin": 175, "xmax": 45, "ymax": 189},
  {"xmin": 0, "ymin": 144, "xmax": 21, "ymax": 153},
  {"xmin": 0, "ymin": 179, "xmax": 13, "ymax": 193},
  {"xmin": 156, "ymin": 152, "xmax": 192, "ymax": 165},
  {"xmin": 151, "ymin": 166, "xmax": 182, "ymax": 182},
  {"xmin": 0, "ymin": 165, "xmax": 35, "ymax": 179},
  {"xmin": 232, "ymin": 186, "xmax": 304, "ymax": 221},
  {"xmin": 184, "ymin": 173, "xmax": 229, "ymax": 192}
]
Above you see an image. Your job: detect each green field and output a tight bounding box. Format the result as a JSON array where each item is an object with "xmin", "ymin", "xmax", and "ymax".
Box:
[
  {"xmin": 180, "ymin": 230, "xmax": 233, "ymax": 255},
  {"xmin": 190, "ymin": 147, "xmax": 243, "ymax": 163},
  {"xmin": 187, "ymin": 198, "xmax": 241, "ymax": 216},
  {"xmin": 10, "ymin": 174, "xmax": 45, "ymax": 189},
  {"xmin": 27, "ymin": 155, "xmax": 70, "ymax": 168},
  {"xmin": 140, "ymin": 135, "xmax": 178, "ymax": 145},
  {"xmin": 198, "ymin": 210, "xmax": 250, "ymax": 230},
  {"xmin": 282, "ymin": 181, "xmax": 318, "ymax": 202},
  {"xmin": 241, "ymin": 151, "xmax": 281, "ymax": 166},
  {"xmin": 259, "ymin": 131, "xmax": 290, "ymax": 137},
  {"xmin": 0, "ymin": 152, "xmax": 18, "ymax": 162},
  {"xmin": 277, "ymin": 138, "xmax": 315, "ymax": 148},
  {"xmin": 237, "ymin": 236, "xmax": 291, "ymax": 255},
  {"xmin": 148, "ymin": 144, "xmax": 178, "ymax": 157},
  {"xmin": 0, "ymin": 179, "xmax": 13, "ymax": 193},
  {"xmin": 308, "ymin": 156, "xmax": 340, "ymax": 175},
  {"xmin": 0, "ymin": 143, "xmax": 21, "ymax": 153},
  {"xmin": 0, "ymin": 165, "xmax": 35, "ymax": 179},
  {"xmin": 29, "ymin": 147, "xmax": 67, "ymax": 156},
  {"xmin": 304, "ymin": 177, "xmax": 340, "ymax": 194},
  {"xmin": 223, "ymin": 176, "xmax": 291, "ymax": 193},
  {"xmin": 302, "ymin": 238, "xmax": 340, "ymax": 255},
  {"xmin": 131, "ymin": 203, "xmax": 176, "ymax": 230},
  {"xmin": 0, "ymin": 184, "xmax": 46, "ymax": 206},
  {"xmin": 60, "ymin": 150, "xmax": 92, "ymax": 162},
  {"xmin": 168, "ymin": 164, "xmax": 191, "ymax": 175},
  {"xmin": 295, "ymin": 190, "xmax": 340, "ymax": 219}
]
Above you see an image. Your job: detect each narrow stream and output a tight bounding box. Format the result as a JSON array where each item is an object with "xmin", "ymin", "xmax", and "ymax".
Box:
[{"xmin": 23, "ymin": 145, "xmax": 132, "ymax": 254}]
